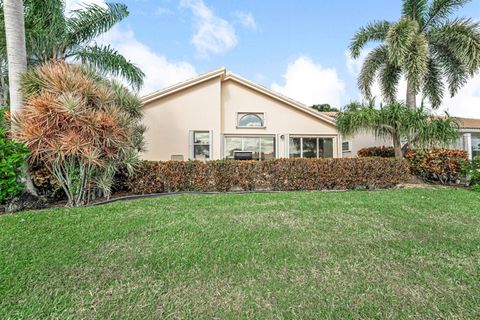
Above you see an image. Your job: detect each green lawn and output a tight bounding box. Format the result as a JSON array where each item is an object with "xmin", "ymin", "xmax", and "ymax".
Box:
[{"xmin": 1, "ymin": 188, "xmax": 479, "ymax": 319}]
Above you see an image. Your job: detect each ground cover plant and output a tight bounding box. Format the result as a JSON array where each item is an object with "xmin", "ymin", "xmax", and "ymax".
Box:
[{"xmin": 1, "ymin": 188, "xmax": 479, "ymax": 319}]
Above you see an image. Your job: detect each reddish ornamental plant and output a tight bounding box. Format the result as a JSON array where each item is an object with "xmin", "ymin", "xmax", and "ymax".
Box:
[{"xmin": 15, "ymin": 62, "xmax": 144, "ymax": 206}]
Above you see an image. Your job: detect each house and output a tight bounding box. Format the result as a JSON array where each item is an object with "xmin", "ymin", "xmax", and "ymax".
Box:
[
  {"xmin": 321, "ymin": 112, "xmax": 480, "ymax": 160},
  {"xmin": 141, "ymin": 68, "xmax": 341, "ymax": 161}
]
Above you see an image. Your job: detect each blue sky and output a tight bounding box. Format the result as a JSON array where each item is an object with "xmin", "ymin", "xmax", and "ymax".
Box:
[{"xmin": 67, "ymin": 0, "xmax": 480, "ymax": 117}]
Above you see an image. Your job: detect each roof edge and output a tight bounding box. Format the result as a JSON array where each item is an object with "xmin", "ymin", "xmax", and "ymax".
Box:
[{"xmin": 141, "ymin": 67, "xmax": 226, "ymax": 104}]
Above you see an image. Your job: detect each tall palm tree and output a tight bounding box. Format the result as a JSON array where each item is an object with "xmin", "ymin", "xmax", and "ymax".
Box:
[
  {"xmin": 0, "ymin": 0, "xmax": 144, "ymax": 95},
  {"xmin": 350, "ymin": 0, "xmax": 480, "ymax": 108},
  {"xmin": 3, "ymin": 0, "xmax": 37, "ymax": 195},
  {"xmin": 336, "ymin": 102, "xmax": 459, "ymax": 159}
]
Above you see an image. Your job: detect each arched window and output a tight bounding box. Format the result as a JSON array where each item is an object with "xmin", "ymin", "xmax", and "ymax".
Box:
[{"xmin": 238, "ymin": 113, "xmax": 264, "ymax": 127}]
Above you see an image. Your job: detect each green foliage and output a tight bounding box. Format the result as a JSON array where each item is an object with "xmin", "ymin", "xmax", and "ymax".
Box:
[
  {"xmin": 350, "ymin": 0, "xmax": 480, "ymax": 108},
  {"xmin": 310, "ymin": 104, "xmax": 339, "ymax": 112},
  {"xmin": 127, "ymin": 158, "xmax": 409, "ymax": 194},
  {"xmin": 336, "ymin": 102, "xmax": 460, "ymax": 158},
  {"xmin": 0, "ymin": 1, "xmax": 144, "ymax": 89},
  {"xmin": 0, "ymin": 108, "xmax": 29, "ymax": 203},
  {"xmin": 463, "ymin": 156, "xmax": 480, "ymax": 190}
]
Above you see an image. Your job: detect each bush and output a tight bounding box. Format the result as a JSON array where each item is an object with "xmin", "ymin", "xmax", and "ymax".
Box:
[
  {"xmin": 405, "ymin": 148, "xmax": 467, "ymax": 184},
  {"xmin": 358, "ymin": 146, "xmax": 395, "ymax": 158},
  {"xmin": 127, "ymin": 158, "xmax": 409, "ymax": 194},
  {"xmin": 463, "ymin": 156, "xmax": 480, "ymax": 191},
  {"xmin": 15, "ymin": 62, "xmax": 144, "ymax": 207},
  {"xmin": 0, "ymin": 108, "xmax": 29, "ymax": 203}
]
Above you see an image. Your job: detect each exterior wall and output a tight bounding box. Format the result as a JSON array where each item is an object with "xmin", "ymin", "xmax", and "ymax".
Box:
[
  {"xmin": 342, "ymin": 131, "xmax": 392, "ymax": 158},
  {"xmin": 220, "ymin": 80, "xmax": 340, "ymax": 158},
  {"xmin": 141, "ymin": 77, "xmax": 222, "ymax": 161}
]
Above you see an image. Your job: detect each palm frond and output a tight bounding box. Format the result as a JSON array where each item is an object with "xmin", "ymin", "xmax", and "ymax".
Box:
[
  {"xmin": 379, "ymin": 63, "xmax": 402, "ymax": 104},
  {"xmin": 423, "ymin": 0, "xmax": 471, "ymax": 29},
  {"xmin": 403, "ymin": 33, "xmax": 429, "ymax": 94},
  {"xmin": 65, "ymin": 2, "xmax": 128, "ymax": 49},
  {"xmin": 75, "ymin": 45, "xmax": 145, "ymax": 89},
  {"xmin": 423, "ymin": 58, "xmax": 445, "ymax": 108},
  {"xmin": 429, "ymin": 18, "xmax": 480, "ymax": 71},
  {"xmin": 358, "ymin": 45, "xmax": 388, "ymax": 100},
  {"xmin": 386, "ymin": 18, "xmax": 420, "ymax": 64},
  {"xmin": 402, "ymin": 0, "xmax": 428, "ymax": 25},
  {"xmin": 349, "ymin": 20, "xmax": 392, "ymax": 58}
]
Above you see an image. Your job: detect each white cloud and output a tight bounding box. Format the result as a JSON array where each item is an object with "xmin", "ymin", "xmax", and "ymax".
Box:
[
  {"xmin": 234, "ymin": 11, "xmax": 257, "ymax": 31},
  {"xmin": 180, "ymin": 0, "xmax": 237, "ymax": 57},
  {"xmin": 99, "ymin": 26, "xmax": 197, "ymax": 95},
  {"xmin": 271, "ymin": 56, "xmax": 346, "ymax": 107},
  {"xmin": 66, "ymin": 0, "xmax": 197, "ymax": 95}
]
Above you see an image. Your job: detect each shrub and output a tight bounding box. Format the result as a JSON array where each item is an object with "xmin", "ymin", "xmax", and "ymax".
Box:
[
  {"xmin": 0, "ymin": 108, "xmax": 29, "ymax": 203},
  {"xmin": 358, "ymin": 146, "xmax": 395, "ymax": 158},
  {"xmin": 463, "ymin": 156, "xmax": 480, "ymax": 191},
  {"xmin": 127, "ymin": 158, "xmax": 409, "ymax": 194},
  {"xmin": 405, "ymin": 148, "xmax": 467, "ymax": 184},
  {"xmin": 15, "ymin": 62, "xmax": 144, "ymax": 207}
]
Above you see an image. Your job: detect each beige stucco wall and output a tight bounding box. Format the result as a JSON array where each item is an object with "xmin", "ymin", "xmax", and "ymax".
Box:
[
  {"xmin": 141, "ymin": 77, "xmax": 222, "ymax": 161},
  {"xmin": 141, "ymin": 76, "xmax": 341, "ymax": 161},
  {"xmin": 221, "ymin": 80, "xmax": 340, "ymax": 158},
  {"xmin": 342, "ymin": 131, "xmax": 392, "ymax": 158}
]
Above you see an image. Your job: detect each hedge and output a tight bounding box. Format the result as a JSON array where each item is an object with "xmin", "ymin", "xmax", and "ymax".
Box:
[
  {"xmin": 126, "ymin": 158, "xmax": 409, "ymax": 194},
  {"xmin": 358, "ymin": 146, "xmax": 395, "ymax": 158},
  {"xmin": 405, "ymin": 148, "xmax": 468, "ymax": 184}
]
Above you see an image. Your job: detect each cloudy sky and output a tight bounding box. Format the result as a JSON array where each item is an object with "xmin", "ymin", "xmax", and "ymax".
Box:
[{"xmin": 66, "ymin": 0, "xmax": 480, "ymax": 117}]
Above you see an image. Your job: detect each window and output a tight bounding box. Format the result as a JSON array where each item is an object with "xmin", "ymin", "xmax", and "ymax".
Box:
[
  {"xmin": 237, "ymin": 113, "xmax": 265, "ymax": 128},
  {"xmin": 342, "ymin": 141, "xmax": 351, "ymax": 152},
  {"xmin": 191, "ymin": 131, "xmax": 211, "ymax": 160},
  {"xmin": 289, "ymin": 137, "xmax": 334, "ymax": 158},
  {"xmin": 224, "ymin": 136, "xmax": 275, "ymax": 160},
  {"xmin": 473, "ymin": 133, "xmax": 480, "ymax": 158}
]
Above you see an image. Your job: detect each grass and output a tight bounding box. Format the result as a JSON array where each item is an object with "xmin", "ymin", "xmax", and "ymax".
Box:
[{"xmin": 1, "ymin": 188, "xmax": 479, "ymax": 319}]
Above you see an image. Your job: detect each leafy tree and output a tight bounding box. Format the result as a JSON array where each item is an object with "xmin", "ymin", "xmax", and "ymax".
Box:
[
  {"xmin": 311, "ymin": 104, "xmax": 339, "ymax": 112},
  {"xmin": 350, "ymin": 0, "xmax": 480, "ymax": 108},
  {"xmin": 0, "ymin": 0, "xmax": 144, "ymax": 103},
  {"xmin": 336, "ymin": 102, "xmax": 459, "ymax": 159}
]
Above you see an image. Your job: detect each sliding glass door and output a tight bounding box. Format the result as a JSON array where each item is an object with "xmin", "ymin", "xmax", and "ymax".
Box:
[{"xmin": 224, "ymin": 136, "xmax": 275, "ymax": 160}]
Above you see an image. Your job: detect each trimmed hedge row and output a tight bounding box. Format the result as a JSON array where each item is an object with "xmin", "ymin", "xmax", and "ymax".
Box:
[{"xmin": 126, "ymin": 158, "xmax": 409, "ymax": 194}]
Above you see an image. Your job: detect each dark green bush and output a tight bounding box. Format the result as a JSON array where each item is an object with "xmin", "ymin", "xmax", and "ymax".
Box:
[
  {"xmin": 0, "ymin": 108, "xmax": 29, "ymax": 203},
  {"xmin": 127, "ymin": 158, "xmax": 409, "ymax": 194},
  {"xmin": 358, "ymin": 146, "xmax": 395, "ymax": 158},
  {"xmin": 463, "ymin": 156, "xmax": 480, "ymax": 191}
]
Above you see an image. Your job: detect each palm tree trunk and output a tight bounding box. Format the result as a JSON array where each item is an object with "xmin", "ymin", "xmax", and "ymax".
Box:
[
  {"xmin": 392, "ymin": 132, "xmax": 403, "ymax": 159},
  {"xmin": 4, "ymin": 0, "xmax": 37, "ymax": 196},
  {"xmin": 406, "ymin": 80, "xmax": 416, "ymax": 108}
]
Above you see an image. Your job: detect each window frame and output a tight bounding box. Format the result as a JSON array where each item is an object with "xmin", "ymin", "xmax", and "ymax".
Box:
[
  {"xmin": 288, "ymin": 136, "xmax": 334, "ymax": 159},
  {"xmin": 342, "ymin": 141, "xmax": 351, "ymax": 152},
  {"xmin": 223, "ymin": 135, "xmax": 276, "ymax": 160},
  {"xmin": 236, "ymin": 112, "xmax": 266, "ymax": 129},
  {"xmin": 190, "ymin": 130, "xmax": 212, "ymax": 160}
]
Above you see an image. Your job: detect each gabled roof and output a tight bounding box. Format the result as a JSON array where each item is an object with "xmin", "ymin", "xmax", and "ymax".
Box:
[{"xmin": 141, "ymin": 68, "xmax": 336, "ymax": 126}]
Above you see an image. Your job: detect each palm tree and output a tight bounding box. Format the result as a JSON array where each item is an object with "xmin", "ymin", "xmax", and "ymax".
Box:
[
  {"xmin": 336, "ymin": 102, "xmax": 459, "ymax": 159},
  {"xmin": 350, "ymin": 0, "xmax": 480, "ymax": 108},
  {"xmin": 0, "ymin": 0, "xmax": 144, "ymax": 96},
  {"xmin": 3, "ymin": 0, "xmax": 37, "ymax": 195}
]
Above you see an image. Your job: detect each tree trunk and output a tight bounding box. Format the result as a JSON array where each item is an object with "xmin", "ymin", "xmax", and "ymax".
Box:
[
  {"xmin": 392, "ymin": 132, "xmax": 403, "ymax": 159},
  {"xmin": 406, "ymin": 79, "xmax": 416, "ymax": 108},
  {"xmin": 4, "ymin": 0, "xmax": 37, "ymax": 196}
]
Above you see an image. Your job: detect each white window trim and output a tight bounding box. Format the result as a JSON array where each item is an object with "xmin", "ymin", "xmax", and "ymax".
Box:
[
  {"xmin": 342, "ymin": 141, "xmax": 352, "ymax": 153},
  {"xmin": 189, "ymin": 130, "xmax": 213, "ymax": 160},
  {"xmin": 287, "ymin": 135, "xmax": 335, "ymax": 159},
  {"xmin": 236, "ymin": 112, "xmax": 266, "ymax": 129}
]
